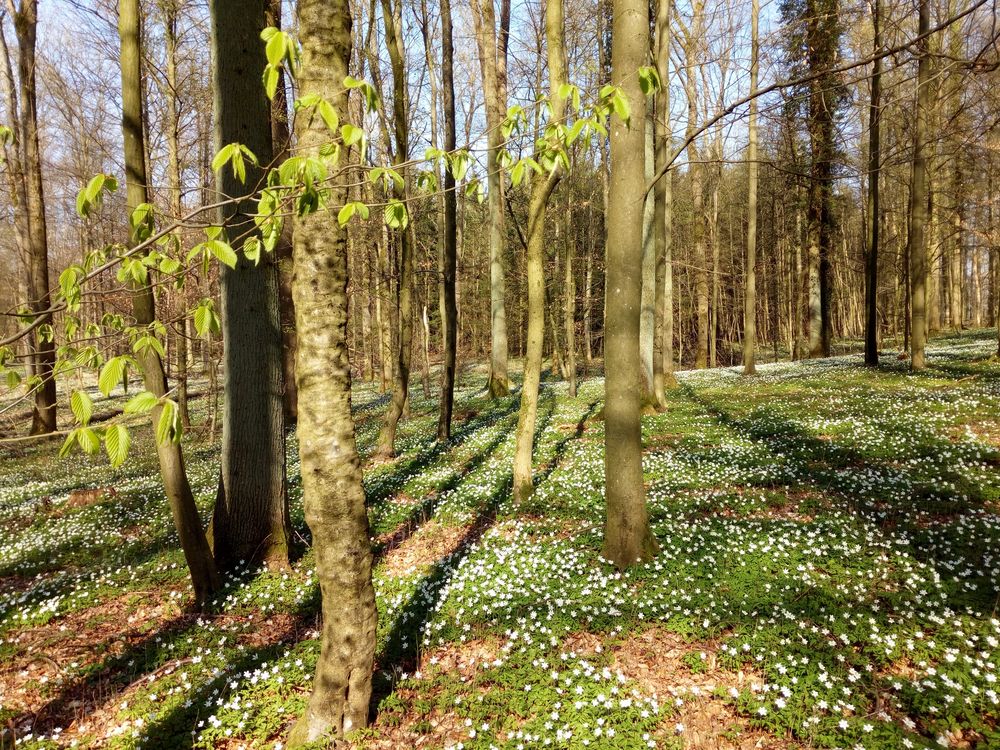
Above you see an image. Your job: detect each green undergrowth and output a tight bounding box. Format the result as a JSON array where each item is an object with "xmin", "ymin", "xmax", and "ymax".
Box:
[{"xmin": 1, "ymin": 332, "xmax": 999, "ymax": 748}]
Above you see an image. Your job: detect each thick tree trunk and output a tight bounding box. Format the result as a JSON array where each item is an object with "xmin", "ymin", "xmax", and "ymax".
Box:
[
  {"xmin": 119, "ymin": 0, "xmax": 220, "ymax": 606},
  {"xmin": 288, "ymin": 1, "xmax": 377, "ymax": 743},
  {"xmin": 513, "ymin": 0, "xmax": 566, "ymax": 504},
  {"xmin": 603, "ymin": 0, "xmax": 658, "ymax": 568},
  {"xmin": 908, "ymin": 0, "xmax": 931, "ymax": 370},
  {"xmin": 437, "ymin": 0, "xmax": 458, "ymax": 440},
  {"xmin": 209, "ymin": 0, "xmax": 290, "ymax": 570}
]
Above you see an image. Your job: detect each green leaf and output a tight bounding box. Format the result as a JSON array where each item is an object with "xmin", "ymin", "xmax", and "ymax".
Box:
[
  {"xmin": 265, "ymin": 29, "xmax": 287, "ymax": 67},
  {"xmin": 317, "ymin": 98, "xmax": 339, "ymax": 132},
  {"xmin": 124, "ymin": 391, "xmax": 159, "ymax": 415},
  {"xmin": 206, "ymin": 239, "xmax": 238, "ymax": 269},
  {"xmin": 104, "ymin": 424, "xmax": 131, "ymax": 468},
  {"xmin": 193, "ymin": 301, "xmax": 221, "ymax": 338},
  {"xmin": 77, "ymin": 427, "xmax": 100, "ymax": 455},
  {"xmin": 383, "ymin": 199, "xmax": 408, "ymax": 230},
  {"xmin": 263, "ymin": 64, "xmax": 280, "ymax": 99},
  {"xmin": 155, "ymin": 399, "xmax": 182, "ymax": 445},
  {"xmin": 59, "ymin": 429, "xmax": 78, "ymax": 458},
  {"xmin": 341, "ymin": 123, "xmax": 364, "ymax": 147},
  {"xmin": 638, "ymin": 66, "xmax": 661, "ymax": 96},
  {"xmin": 133, "ymin": 334, "xmax": 166, "ymax": 359},
  {"xmin": 70, "ymin": 390, "xmax": 93, "ymax": 426},
  {"xmin": 98, "ymin": 356, "xmax": 127, "ymax": 397}
]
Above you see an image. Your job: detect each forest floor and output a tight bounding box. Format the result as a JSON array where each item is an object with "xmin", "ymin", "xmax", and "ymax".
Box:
[{"xmin": 1, "ymin": 330, "xmax": 1000, "ymax": 750}]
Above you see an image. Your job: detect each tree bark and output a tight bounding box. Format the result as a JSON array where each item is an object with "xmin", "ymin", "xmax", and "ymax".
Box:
[
  {"xmin": 12, "ymin": 0, "xmax": 56, "ymax": 435},
  {"xmin": 209, "ymin": 0, "xmax": 290, "ymax": 570},
  {"xmin": 118, "ymin": 0, "xmax": 220, "ymax": 606},
  {"xmin": 603, "ymin": 0, "xmax": 658, "ymax": 569},
  {"xmin": 267, "ymin": 0, "xmax": 299, "ymax": 423},
  {"xmin": 377, "ymin": 0, "xmax": 414, "ymax": 458},
  {"xmin": 288, "ymin": 0, "xmax": 377, "ymax": 742},
  {"xmin": 908, "ymin": 0, "xmax": 931, "ymax": 370},
  {"xmin": 513, "ymin": 0, "xmax": 566, "ymax": 504},
  {"xmin": 864, "ymin": 0, "xmax": 881, "ymax": 366},
  {"xmin": 743, "ymin": 0, "xmax": 759, "ymax": 375},
  {"xmin": 437, "ymin": 0, "xmax": 458, "ymax": 440},
  {"xmin": 471, "ymin": 0, "xmax": 511, "ymax": 397},
  {"xmin": 652, "ymin": 0, "xmax": 676, "ymax": 405}
]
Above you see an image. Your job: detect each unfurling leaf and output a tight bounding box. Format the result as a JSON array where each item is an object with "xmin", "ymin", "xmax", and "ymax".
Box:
[{"xmin": 104, "ymin": 423, "xmax": 131, "ymax": 468}]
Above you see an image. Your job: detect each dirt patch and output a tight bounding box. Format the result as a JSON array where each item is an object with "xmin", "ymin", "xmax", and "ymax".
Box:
[
  {"xmin": 379, "ymin": 521, "xmax": 472, "ymax": 578},
  {"xmin": 612, "ymin": 628, "xmax": 806, "ymax": 749}
]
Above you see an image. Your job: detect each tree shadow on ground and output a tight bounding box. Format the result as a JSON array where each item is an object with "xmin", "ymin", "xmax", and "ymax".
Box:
[{"xmin": 683, "ymin": 383, "xmax": 1000, "ymax": 612}]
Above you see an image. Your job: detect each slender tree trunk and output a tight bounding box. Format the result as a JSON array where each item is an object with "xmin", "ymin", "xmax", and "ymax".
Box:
[
  {"xmin": 908, "ymin": 0, "xmax": 931, "ymax": 370},
  {"xmin": 639, "ymin": 118, "xmax": 656, "ymax": 393},
  {"xmin": 472, "ymin": 0, "xmax": 510, "ymax": 397},
  {"xmin": 603, "ymin": 0, "xmax": 658, "ymax": 568},
  {"xmin": 377, "ymin": 0, "xmax": 414, "ymax": 458},
  {"xmin": 13, "ymin": 0, "xmax": 56, "ymax": 435},
  {"xmin": 864, "ymin": 0, "xmax": 881, "ymax": 366},
  {"xmin": 683, "ymin": 4, "xmax": 708, "ymax": 369},
  {"xmin": 564, "ymin": 185, "xmax": 577, "ymax": 397},
  {"xmin": 161, "ymin": 0, "xmax": 191, "ymax": 427},
  {"xmin": 267, "ymin": 0, "xmax": 299, "ymax": 422},
  {"xmin": 743, "ymin": 0, "xmax": 759, "ymax": 375},
  {"xmin": 653, "ymin": 0, "xmax": 676, "ymax": 404},
  {"xmin": 513, "ymin": 0, "xmax": 566, "ymax": 504},
  {"xmin": 118, "ymin": 0, "xmax": 219, "ymax": 606},
  {"xmin": 288, "ymin": 1, "xmax": 376, "ymax": 742},
  {"xmin": 209, "ymin": 0, "xmax": 290, "ymax": 570},
  {"xmin": 437, "ymin": 0, "xmax": 458, "ymax": 439}
]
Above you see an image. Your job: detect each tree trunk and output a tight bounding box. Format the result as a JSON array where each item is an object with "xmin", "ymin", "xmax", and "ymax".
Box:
[
  {"xmin": 640, "ymin": 117, "xmax": 656, "ymax": 395},
  {"xmin": 437, "ymin": 0, "xmax": 458, "ymax": 440},
  {"xmin": 864, "ymin": 0, "xmax": 881, "ymax": 366},
  {"xmin": 513, "ymin": 0, "xmax": 566, "ymax": 504},
  {"xmin": 908, "ymin": 0, "xmax": 931, "ymax": 371},
  {"xmin": 743, "ymin": 0, "xmax": 759, "ymax": 375},
  {"xmin": 13, "ymin": 0, "xmax": 56, "ymax": 435},
  {"xmin": 209, "ymin": 0, "xmax": 290, "ymax": 570},
  {"xmin": 653, "ymin": 0, "xmax": 676, "ymax": 404},
  {"xmin": 683, "ymin": 3, "xmax": 708, "ymax": 369},
  {"xmin": 377, "ymin": 0, "xmax": 414, "ymax": 458},
  {"xmin": 472, "ymin": 0, "xmax": 510, "ymax": 397},
  {"xmin": 288, "ymin": 1, "xmax": 377, "ymax": 742},
  {"xmin": 267, "ymin": 0, "xmax": 299, "ymax": 423},
  {"xmin": 564, "ymin": 185, "xmax": 577, "ymax": 397},
  {"xmin": 118, "ymin": 0, "xmax": 220, "ymax": 606},
  {"xmin": 161, "ymin": 1, "xmax": 191, "ymax": 427},
  {"xmin": 603, "ymin": 0, "xmax": 658, "ymax": 568}
]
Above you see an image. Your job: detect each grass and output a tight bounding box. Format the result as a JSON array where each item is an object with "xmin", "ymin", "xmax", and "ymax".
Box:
[{"xmin": 1, "ymin": 330, "xmax": 999, "ymax": 749}]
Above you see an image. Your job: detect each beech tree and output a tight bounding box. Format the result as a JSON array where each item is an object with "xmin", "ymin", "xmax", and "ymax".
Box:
[
  {"xmin": 602, "ymin": 0, "xmax": 658, "ymax": 567},
  {"xmin": 118, "ymin": 0, "xmax": 220, "ymax": 606},
  {"xmin": 512, "ymin": 0, "xmax": 567, "ymax": 504},
  {"xmin": 287, "ymin": 0, "xmax": 377, "ymax": 741},
  {"xmin": 208, "ymin": 0, "xmax": 291, "ymax": 570}
]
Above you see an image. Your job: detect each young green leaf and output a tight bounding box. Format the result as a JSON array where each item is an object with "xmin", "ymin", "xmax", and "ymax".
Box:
[
  {"xmin": 70, "ymin": 390, "xmax": 93, "ymax": 426},
  {"xmin": 124, "ymin": 390, "xmax": 159, "ymax": 414},
  {"xmin": 104, "ymin": 423, "xmax": 131, "ymax": 468}
]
